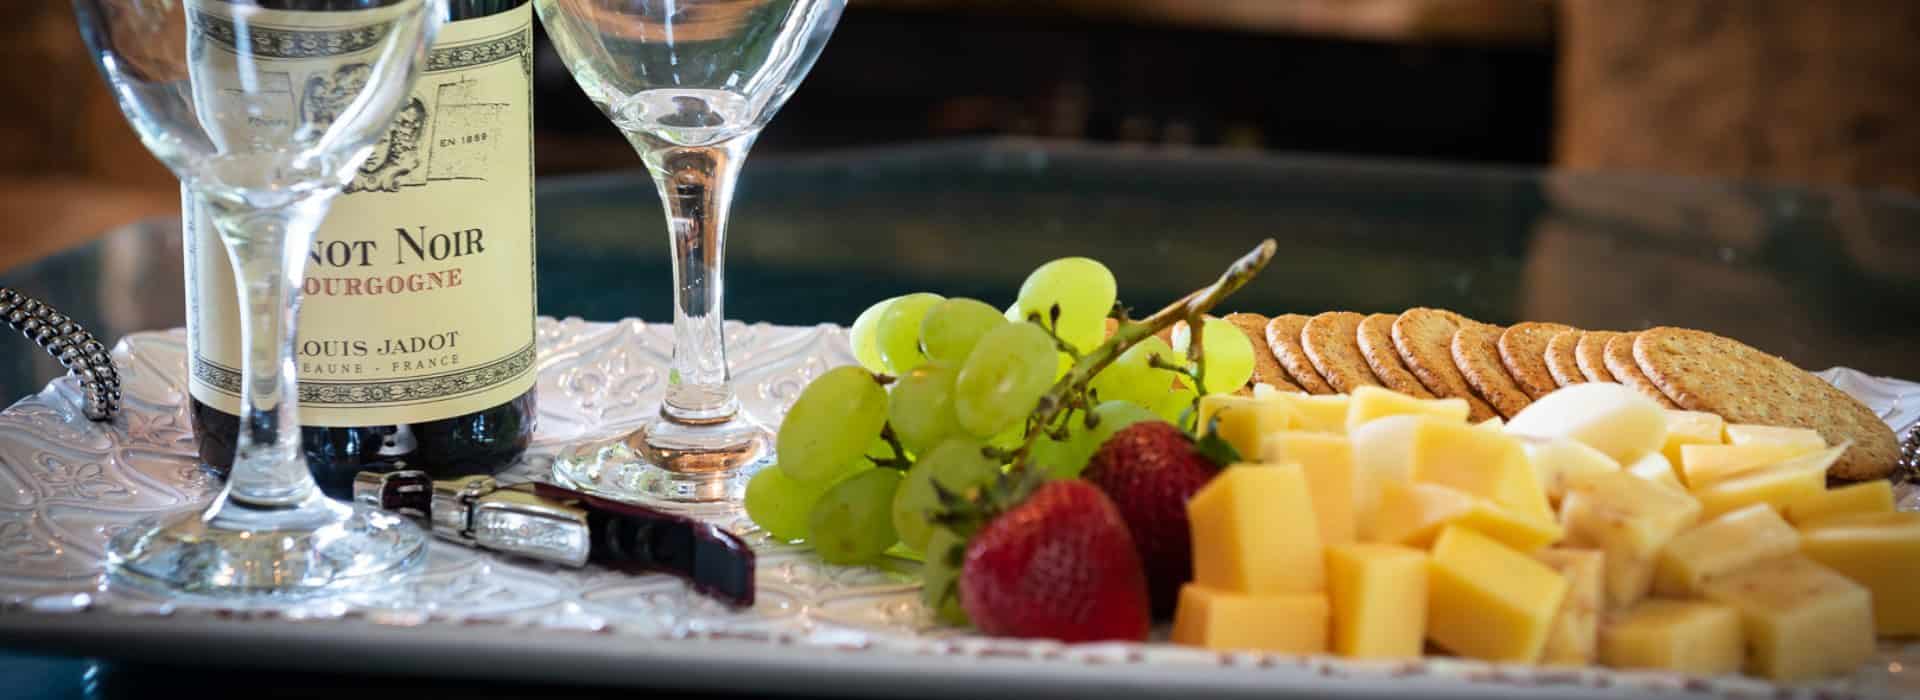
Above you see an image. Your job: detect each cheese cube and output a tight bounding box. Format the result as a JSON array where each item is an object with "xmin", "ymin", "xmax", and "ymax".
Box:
[
  {"xmin": 1506, "ymin": 383, "xmax": 1668, "ymax": 465},
  {"xmin": 1349, "ymin": 415, "xmax": 1426, "ymax": 540},
  {"xmin": 1271, "ymin": 394, "xmax": 1351, "ymax": 435},
  {"xmin": 1409, "ymin": 420, "xmax": 1553, "ymax": 524},
  {"xmin": 1346, "ymin": 385, "xmax": 1469, "ymax": 431},
  {"xmin": 1198, "ymin": 395, "xmax": 1292, "ymax": 463},
  {"xmin": 1652, "ymin": 504, "xmax": 1800, "ymax": 597},
  {"xmin": 1800, "ymin": 512, "xmax": 1920, "ymax": 636},
  {"xmin": 1325, "ymin": 544, "xmax": 1427, "ymax": 659},
  {"xmin": 1782, "ymin": 480, "xmax": 1895, "ymax": 527},
  {"xmin": 1171, "ymin": 584, "xmax": 1329, "ymax": 654},
  {"xmin": 1680, "ymin": 443, "xmax": 1817, "ymax": 489},
  {"xmin": 1519, "ymin": 437, "xmax": 1620, "ymax": 507},
  {"xmin": 1260, "ymin": 432, "xmax": 1355, "ymax": 544},
  {"xmin": 1426, "ymin": 525, "xmax": 1569, "ymax": 663},
  {"xmin": 1724, "ymin": 424, "xmax": 1826, "ymax": 452},
  {"xmin": 1188, "ymin": 464, "xmax": 1324, "ymax": 594},
  {"xmin": 1699, "ymin": 555, "xmax": 1874, "ymax": 681},
  {"xmin": 1453, "ymin": 501, "xmax": 1564, "ymax": 552},
  {"xmin": 1370, "ymin": 482, "xmax": 1474, "ymax": 547},
  {"xmin": 1691, "ymin": 445, "xmax": 1841, "ymax": 520},
  {"xmin": 1661, "ymin": 410, "xmax": 1726, "ymax": 467},
  {"xmin": 1626, "ymin": 453, "xmax": 1686, "ymax": 493},
  {"xmin": 1534, "ymin": 548, "xmax": 1605, "ymax": 665},
  {"xmin": 1559, "ymin": 471, "xmax": 1702, "ymax": 608},
  {"xmin": 1600, "ymin": 600, "xmax": 1744, "ymax": 675}
]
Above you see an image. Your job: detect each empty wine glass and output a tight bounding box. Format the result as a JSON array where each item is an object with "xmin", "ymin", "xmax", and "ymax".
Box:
[
  {"xmin": 538, "ymin": 0, "xmax": 845, "ymax": 502},
  {"xmin": 75, "ymin": 0, "xmax": 444, "ymax": 598}
]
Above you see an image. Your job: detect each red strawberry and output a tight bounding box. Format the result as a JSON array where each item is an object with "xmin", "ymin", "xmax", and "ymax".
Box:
[
  {"xmin": 958, "ymin": 479, "xmax": 1150, "ymax": 642},
  {"xmin": 1080, "ymin": 420, "xmax": 1223, "ymax": 617}
]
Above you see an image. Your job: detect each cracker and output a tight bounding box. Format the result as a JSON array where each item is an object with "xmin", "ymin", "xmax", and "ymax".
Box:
[
  {"xmin": 1576, "ymin": 331, "xmax": 1625, "ymax": 383},
  {"xmin": 1544, "ymin": 330, "xmax": 1588, "ymax": 388},
  {"xmin": 1634, "ymin": 327, "xmax": 1897, "ymax": 480},
  {"xmin": 1265, "ymin": 314, "xmax": 1335, "ymax": 395},
  {"xmin": 1223, "ymin": 312, "xmax": 1300, "ymax": 393},
  {"xmin": 1301, "ymin": 312, "xmax": 1384, "ymax": 394},
  {"xmin": 1390, "ymin": 308, "xmax": 1498, "ymax": 422},
  {"xmin": 1452, "ymin": 324, "xmax": 1532, "ymax": 419},
  {"xmin": 1499, "ymin": 322, "xmax": 1575, "ymax": 399},
  {"xmin": 1357, "ymin": 313, "xmax": 1435, "ymax": 399},
  {"xmin": 1601, "ymin": 333, "xmax": 1679, "ymax": 408}
]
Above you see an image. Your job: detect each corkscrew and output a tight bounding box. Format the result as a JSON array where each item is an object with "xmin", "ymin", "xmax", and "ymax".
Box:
[{"xmin": 0, "ymin": 287, "xmax": 119, "ymax": 421}]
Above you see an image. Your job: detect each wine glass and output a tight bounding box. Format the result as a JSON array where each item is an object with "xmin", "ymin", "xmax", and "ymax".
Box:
[
  {"xmin": 75, "ymin": 0, "xmax": 444, "ymax": 598},
  {"xmin": 537, "ymin": 0, "xmax": 845, "ymax": 502}
]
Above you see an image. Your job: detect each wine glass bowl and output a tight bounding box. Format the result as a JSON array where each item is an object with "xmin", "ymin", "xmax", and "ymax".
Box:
[
  {"xmin": 74, "ymin": 0, "xmax": 445, "ymax": 599},
  {"xmin": 538, "ymin": 0, "xmax": 845, "ymax": 503}
]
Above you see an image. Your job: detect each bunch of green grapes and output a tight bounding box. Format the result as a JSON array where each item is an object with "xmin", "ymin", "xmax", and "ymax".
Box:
[{"xmin": 745, "ymin": 256, "xmax": 1253, "ymax": 569}]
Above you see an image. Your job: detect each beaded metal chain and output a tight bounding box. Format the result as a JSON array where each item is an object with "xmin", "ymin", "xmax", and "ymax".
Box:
[{"xmin": 0, "ymin": 287, "xmax": 119, "ymax": 421}]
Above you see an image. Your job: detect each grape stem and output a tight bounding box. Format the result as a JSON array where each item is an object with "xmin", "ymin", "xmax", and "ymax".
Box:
[
  {"xmin": 1013, "ymin": 239, "xmax": 1278, "ymax": 469},
  {"xmin": 872, "ymin": 423, "xmax": 913, "ymax": 470}
]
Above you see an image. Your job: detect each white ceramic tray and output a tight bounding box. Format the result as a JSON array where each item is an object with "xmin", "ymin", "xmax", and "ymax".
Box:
[{"xmin": 1, "ymin": 318, "xmax": 1917, "ymax": 699}]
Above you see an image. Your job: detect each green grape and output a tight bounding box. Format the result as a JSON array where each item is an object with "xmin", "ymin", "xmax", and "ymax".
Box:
[
  {"xmin": 1173, "ymin": 316, "xmax": 1257, "ymax": 394},
  {"xmin": 920, "ymin": 298, "xmax": 1006, "ymax": 364},
  {"xmin": 1029, "ymin": 428, "xmax": 1101, "ymax": 480},
  {"xmin": 1088, "ymin": 335, "xmax": 1177, "ymax": 407},
  {"xmin": 954, "ymin": 322, "xmax": 1059, "ymax": 437},
  {"xmin": 1014, "ymin": 257, "xmax": 1117, "ymax": 353},
  {"xmin": 1152, "ymin": 382, "xmax": 1201, "ymax": 426},
  {"xmin": 849, "ymin": 297, "xmax": 899, "ymax": 374},
  {"xmin": 809, "ymin": 468, "xmax": 904, "ymax": 565},
  {"xmin": 1087, "ymin": 400, "xmax": 1159, "ymax": 449},
  {"xmin": 892, "ymin": 438, "xmax": 1003, "ymax": 551},
  {"xmin": 744, "ymin": 465, "xmax": 837, "ymax": 542},
  {"xmin": 920, "ymin": 527, "xmax": 971, "ymax": 625},
  {"xmin": 877, "ymin": 293, "xmax": 944, "ymax": 374},
  {"xmin": 777, "ymin": 366, "xmax": 889, "ymax": 482},
  {"xmin": 889, "ymin": 362, "xmax": 965, "ymax": 454}
]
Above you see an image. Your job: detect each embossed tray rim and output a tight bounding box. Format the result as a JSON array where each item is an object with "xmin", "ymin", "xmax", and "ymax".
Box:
[{"xmin": 0, "ymin": 319, "xmax": 1915, "ymax": 700}]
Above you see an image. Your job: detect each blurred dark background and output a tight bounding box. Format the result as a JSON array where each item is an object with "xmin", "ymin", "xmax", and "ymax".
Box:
[{"xmin": 5, "ymin": 0, "xmax": 1919, "ymax": 272}]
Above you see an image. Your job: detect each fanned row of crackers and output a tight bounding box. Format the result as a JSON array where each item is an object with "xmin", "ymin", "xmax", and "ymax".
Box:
[{"xmin": 1212, "ymin": 310, "xmax": 1898, "ymax": 481}]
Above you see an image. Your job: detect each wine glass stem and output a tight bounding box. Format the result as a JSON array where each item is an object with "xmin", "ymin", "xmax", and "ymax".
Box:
[
  {"xmin": 206, "ymin": 194, "xmax": 332, "ymax": 508},
  {"xmin": 636, "ymin": 132, "xmax": 757, "ymax": 425}
]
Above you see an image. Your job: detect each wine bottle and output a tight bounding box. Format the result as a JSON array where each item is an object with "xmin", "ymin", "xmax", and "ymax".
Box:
[{"xmin": 185, "ymin": 0, "xmax": 538, "ymax": 498}]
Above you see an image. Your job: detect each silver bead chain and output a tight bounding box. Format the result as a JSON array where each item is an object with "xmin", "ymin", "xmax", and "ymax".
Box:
[{"xmin": 0, "ymin": 287, "xmax": 119, "ymax": 421}]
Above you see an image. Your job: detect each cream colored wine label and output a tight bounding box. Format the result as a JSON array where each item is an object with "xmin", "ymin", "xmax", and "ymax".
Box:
[{"xmin": 186, "ymin": 3, "xmax": 537, "ymax": 427}]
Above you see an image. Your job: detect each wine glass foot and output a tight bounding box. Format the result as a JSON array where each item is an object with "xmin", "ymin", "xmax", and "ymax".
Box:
[
  {"xmin": 552, "ymin": 414, "xmax": 773, "ymax": 504},
  {"xmin": 106, "ymin": 496, "xmax": 427, "ymax": 602}
]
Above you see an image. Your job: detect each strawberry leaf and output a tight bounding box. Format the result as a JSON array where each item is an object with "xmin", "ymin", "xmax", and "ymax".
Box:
[{"xmin": 1191, "ymin": 417, "xmax": 1242, "ymax": 467}]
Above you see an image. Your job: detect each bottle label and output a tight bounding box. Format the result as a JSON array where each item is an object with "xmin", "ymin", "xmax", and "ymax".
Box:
[{"xmin": 186, "ymin": 3, "xmax": 538, "ymax": 427}]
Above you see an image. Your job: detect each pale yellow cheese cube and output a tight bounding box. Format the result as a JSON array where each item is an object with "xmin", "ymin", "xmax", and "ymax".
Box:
[
  {"xmin": 1453, "ymin": 501, "xmax": 1564, "ymax": 553},
  {"xmin": 1271, "ymin": 393, "xmax": 1351, "ymax": 435},
  {"xmin": 1626, "ymin": 453, "xmax": 1686, "ymax": 493},
  {"xmin": 1519, "ymin": 437, "xmax": 1620, "ymax": 507},
  {"xmin": 1260, "ymin": 432, "xmax": 1355, "ymax": 544},
  {"xmin": 1188, "ymin": 464, "xmax": 1324, "ymax": 594},
  {"xmin": 1724, "ymin": 424, "xmax": 1826, "ymax": 451},
  {"xmin": 1599, "ymin": 600, "xmax": 1744, "ymax": 675},
  {"xmin": 1346, "ymin": 385, "xmax": 1469, "ymax": 431},
  {"xmin": 1800, "ymin": 512, "xmax": 1920, "ymax": 636},
  {"xmin": 1370, "ymin": 482, "xmax": 1473, "ymax": 548},
  {"xmin": 1198, "ymin": 395, "xmax": 1293, "ymax": 462},
  {"xmin": 1680, "ymin": 443, "xmax": 1818, "ymax": 489},
  {"xmin": 1782, "ymin": 480, "xmax": 1895, "ymax": 527},
  {"xmin": 1426, "ymin": 525, "xmax": 1569, "ymax": 663},
  {"xmin": 1691, "ymin": 445, "xmax": 1842, "ymax": 520},
  {"xmin": 1409, "ymin": 420, "xmax": 1553, "ymax": 524},
  {"xmin": 1652, "ymin": 504, "xmax": 1800, "ymax": 597},
  {"xmin": 1661, "ymin": 410, "xmax": 1726, "ymax": 467},
  {"xmin": 1171, "ymin": 584, "xmax": 1329, "ymax": 654},
  {"xmin": 1349, "ymin": 415, "xmax": 1426, "ymax": 541},
  {"xmin": 1325, "ymin": 544, "xmax": 1427, "ymax": 659},
  {"xmin": 1506, "ymin": 383, "xmax": 1668, "ymax": 465},
  {"xmin": 1534, "ymin": 548, "xmax": 1605, "ymax": 665},
  {"xmin": 1559, "ymin": 471, "xmax": 1702, "ymax": 608},
  {"xmin": 1699, "ymin": 555, "xmax": 1875, "ymax": 682}
]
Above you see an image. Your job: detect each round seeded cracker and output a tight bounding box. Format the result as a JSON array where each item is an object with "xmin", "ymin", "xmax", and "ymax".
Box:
[
  {"xmin": 1452, "ymin": 324, "xmax": 1532, "ymax": 419},
  {"xmin": 1544, "ymin": 330, "xmax": 1588, "ymax": 388},
  {"xmin": 1499, "ymin": 322, "xmax": 1575, "ymax": 399},
  {"xmin": 1634, "ymin": 327, "xmax": 1896, "ymax": 480},
  {"xmin": 1576, "ymin": 331, "xmax": 1625, "ymax": 383},
  {"xmin": 1601, "ymin": 333, "xmax": 1679, "ymax": 408},
  {"xmin": 1265, "ymin": 314, "xmax": 1335, "ymax": 395},
  {"xmin": 1223, "ymin": 312, "xmax": 1300, "ymax": 393},
  {"xmin": 1301, "ymin": 312, "xmax": 1384, "ymax": 394},
  {"xmin": 1390, "ymin": 308, "xmax": 1498, "ymax": 422},
  {"xmin": 1358, "ymin": 313, "xmax": 1434, "ymax": 399}
]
